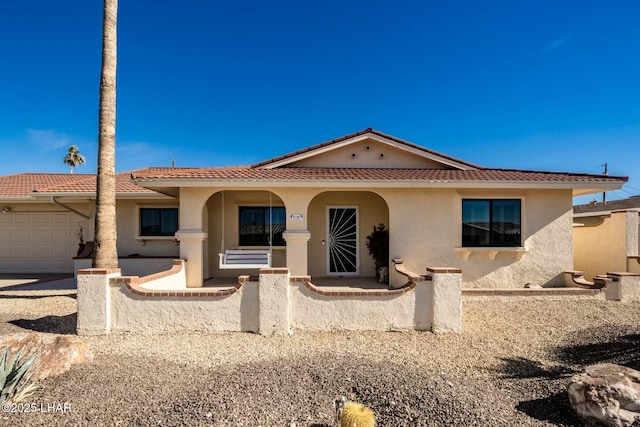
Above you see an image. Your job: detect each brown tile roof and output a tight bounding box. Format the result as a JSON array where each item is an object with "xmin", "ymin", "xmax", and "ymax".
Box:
[
  {"xmin": 251, "ymin": 128, "xmax": 484, "ymax": 169},
  {"xmin": 0, "ymin": 172, "xmax": 156, "ymax": 198},
  {"xmin": 131, "ymin": 166, "xmax": 626, "ymax": 184},
  {"xmin": 574, "ymin": 195, "xmax": 640, "ymax": 215}
]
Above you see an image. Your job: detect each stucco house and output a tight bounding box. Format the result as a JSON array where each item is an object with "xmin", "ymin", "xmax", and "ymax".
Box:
[
  {"xmin": 0, "ymin": 172, "xmax": 178, "ymax": 275},
  {"xmin": 0, "ymin": 129, "xmax": 627, "ymax": 290},
  {"xmin": 573, "ymin": 196, "xmax": 640, "ymax": 280}
]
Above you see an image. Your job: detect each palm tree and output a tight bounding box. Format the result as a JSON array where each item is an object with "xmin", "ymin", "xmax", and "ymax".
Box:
[
  {"xmin": 93, "ymin": 0, "xmax": 118, "ymax": 269},
  {"xmin": 62, "ymin": 145, "xmax": 86, "ymax": 174}
]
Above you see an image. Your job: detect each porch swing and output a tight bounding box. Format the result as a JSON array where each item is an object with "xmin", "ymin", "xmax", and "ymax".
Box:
[{"xmin": 218, "ymin": 191, "xmax": 273, "ymax": 269}]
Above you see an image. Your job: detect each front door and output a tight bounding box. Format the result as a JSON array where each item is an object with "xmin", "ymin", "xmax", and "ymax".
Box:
[{"xmin": 327, "ymin": 206, "xmax": 359, "ymax": 275}]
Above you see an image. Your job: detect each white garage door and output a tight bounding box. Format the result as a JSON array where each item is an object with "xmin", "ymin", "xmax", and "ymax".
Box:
[{"xmin": 0, "ymin": 212, "xmax": 79, "ymax": 273}]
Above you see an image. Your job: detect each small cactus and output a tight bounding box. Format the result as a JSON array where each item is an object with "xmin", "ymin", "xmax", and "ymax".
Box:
[{"xmin": 339, "ymin": 400, "xmax": 376, "ymax": 427}]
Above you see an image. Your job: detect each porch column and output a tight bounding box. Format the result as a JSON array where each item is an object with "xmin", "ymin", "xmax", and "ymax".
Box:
[
  {"xmin": 175, "ymin": 231, "xmax": 207, "ymax": 287},
  {"xmin": 282, "ymin": 230, "xmax": 311, "ymax": 276}
]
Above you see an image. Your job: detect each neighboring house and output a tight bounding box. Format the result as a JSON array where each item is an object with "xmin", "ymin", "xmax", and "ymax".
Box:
[
  {"xmin": 0, "ymin": 129, "xmax": 627, "ymax": 288},
  {"xmin": 573, "ymin": 196, "xmax": 640, "ymax": 280},
  {"xmin": 0, "ymin": 172, "xmax": 178, "ymax": 274},
  {"xmin": 126, "ymin": 128, "xmax": 626, "ymax": 289}
]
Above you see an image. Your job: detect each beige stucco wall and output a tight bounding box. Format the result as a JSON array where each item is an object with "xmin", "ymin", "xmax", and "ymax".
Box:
[
  {"xmin": 116, "ymin": 199, "xmax": 180, "ymax": 258},
  {"xmin": 380, "ymin": 188, "xmax": 573, "ymax": 288},
  {"xmin": 290, "ymin": 138, "xmax": 449, "ymax": 169},
  {"xmin": 78, "ymin": 267, "xmax": 464, "ymax": 334},
  {"xmin": 109, "ymin": 283, "xmax": 259, "ymax": 333},
  {"xmin": 173, "ymin": 185, "xmax": 574, "ymax": 289},
  {"xmin": 0, "ymin": 199, "xmax": 180, "ymax": 259},
  {"xmin": 307, "ymin": 191, "xmax": 389, "ymax": 277},
  {"xmin": 574, "ymin": 211, "xmax": 640, "ymax": 280},
  {"xmin": 290, "ymin": 283, "xmax": 422, "ymax": 331}
]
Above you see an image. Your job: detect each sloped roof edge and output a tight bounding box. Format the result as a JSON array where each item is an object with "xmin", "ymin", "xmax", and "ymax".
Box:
[{"xmin": 250, "ymin": 128, "xmax": 484, "ymax": 170}]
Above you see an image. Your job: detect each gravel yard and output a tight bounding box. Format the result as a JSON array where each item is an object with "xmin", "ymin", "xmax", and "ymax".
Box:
[{"xmin": 1, "ymin": 290, "xmax": 639, "ymax": 426}]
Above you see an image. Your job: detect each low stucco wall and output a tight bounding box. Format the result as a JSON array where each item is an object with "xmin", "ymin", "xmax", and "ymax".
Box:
[
  {"xmin": 74, "ymin": 257, "xmax": 176, "ymax": 278},
  {"xmin": 109, "ymin": 285, "xmax": 258, "ymax": 333},
  {"xmin": 290, "ymin": 283, "xmax": 424, "ymax": 331},
  {"xmin": 77, "ymin": 265, "xmax": 461, "ymax": 335}
]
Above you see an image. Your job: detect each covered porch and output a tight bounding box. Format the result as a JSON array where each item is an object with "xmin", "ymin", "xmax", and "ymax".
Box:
[{"xmin": 177, "ymin": 187, "xmax": 392, "ymax": 288}]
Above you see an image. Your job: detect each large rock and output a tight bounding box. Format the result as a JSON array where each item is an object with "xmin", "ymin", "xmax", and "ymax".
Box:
[
  {"xmin": 0, "ymin": 332, "xmax": 93, "ymax": 381},
  {"xmin": 567, "ymin": 363, "xmax": 640, "ymax": 427}
]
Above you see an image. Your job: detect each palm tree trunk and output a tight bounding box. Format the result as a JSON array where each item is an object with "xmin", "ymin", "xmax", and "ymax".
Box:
[{"xmin": 93, "ymin": 0, "xmax": 118, "ymax": 269}]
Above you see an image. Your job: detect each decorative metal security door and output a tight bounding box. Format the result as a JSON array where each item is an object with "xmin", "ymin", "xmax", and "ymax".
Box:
[{"xmin": 327, "ymin": 207, "xmax": 359, "ymax": 275}]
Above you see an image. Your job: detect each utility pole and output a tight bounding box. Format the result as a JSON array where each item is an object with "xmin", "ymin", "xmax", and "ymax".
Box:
[{"xmin": 602, "ymin": 163, "xmax": 608, "ymax": 204}]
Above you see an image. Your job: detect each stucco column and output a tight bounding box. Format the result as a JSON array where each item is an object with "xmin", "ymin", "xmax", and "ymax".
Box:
[
  {"xmin": 258, "ymin": 268, "xmax": 291, "ymax": 336},
  {"xmin": 427, "ymin": 267, "xmax": 462, "ymax": 333},
  {"xmin": 77, "ymin": 268, "xmax": 121, "ymax": 335},
  {"xmin": 605, "ymin": 272, "xmax": 640, "ymax": 302},
  {"xmin": 282, "ymin": 230, "xmax": 311, "ymax": 276},
  {"xmin": 175, "ymin": 231, "xmax": 207, "ymax": 287}
]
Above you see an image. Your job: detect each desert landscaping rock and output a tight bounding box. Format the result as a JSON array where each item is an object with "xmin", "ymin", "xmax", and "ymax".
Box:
[
  {"xmin": 567, "ymin": 363, "xmax": 640, "ymax": 427},
  {"xmin": 0, "ymin": 291, "xmax": 639, "ymax": 426},
  {"xmin": 0, "ymin": 332, "xmax": 93, "ymax": 381}
]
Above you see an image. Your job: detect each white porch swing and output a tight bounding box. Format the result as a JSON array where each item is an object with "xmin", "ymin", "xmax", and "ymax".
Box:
[{"xmin": 218, "ymin": 191, "xmax": 273, "ymax": 269}]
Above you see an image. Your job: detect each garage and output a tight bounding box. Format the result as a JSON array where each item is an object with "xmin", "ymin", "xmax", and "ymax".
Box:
[{"xmin": 0, "ymin": 211, "xmax": 79, "ymax": 273}]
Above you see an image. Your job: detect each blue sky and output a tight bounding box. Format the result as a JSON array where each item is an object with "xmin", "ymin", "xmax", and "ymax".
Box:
[{"xmin": 0, "ymin": 1, "xmax": 638, "ymax": 204}]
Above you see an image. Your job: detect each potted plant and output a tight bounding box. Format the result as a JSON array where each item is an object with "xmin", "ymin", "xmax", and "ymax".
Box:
[{"xmin": 365, "ymin": 223, "xmax": 389, "ymax": 283}]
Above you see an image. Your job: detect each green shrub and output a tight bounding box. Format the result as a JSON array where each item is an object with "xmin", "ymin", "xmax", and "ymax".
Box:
[{"xmin": 365, "ymin": 223, "xmax": 389, "ymax": 281}]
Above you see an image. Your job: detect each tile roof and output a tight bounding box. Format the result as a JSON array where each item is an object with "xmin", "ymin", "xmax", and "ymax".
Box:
[
  {"xmin": 131, "ymin": 166, "xmax": 626, "ymax": 184},
  {"xmin": 574, "ymin": 195, "xmax": 640, "ymax": 215},
  {"xmin": 251, "ymin": 128, "xmax": 484, "ymax": 169},
  {"xmin": 0, "ymin": 172, "xmax": 156, "ymax": 198}
]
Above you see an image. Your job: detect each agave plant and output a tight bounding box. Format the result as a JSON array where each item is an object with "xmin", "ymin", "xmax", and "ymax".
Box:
[{"xmin": 0, "ymin": 347, "xmax": 38, "ymax": 404}]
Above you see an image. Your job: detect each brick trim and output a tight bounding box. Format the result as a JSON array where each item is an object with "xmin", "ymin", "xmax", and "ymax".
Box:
[
  {"xmin": 427, "ymin": 267, "xmax": 462, "ymax": 274},
  {"xmin": 77, "ymin": 268, "xmax": 121, "ymax": 275},
  {"xmin": 392, "ymin": 259, "xmax": 431, "ymax": 282},
  {"xmin": 462, "ymin": 288, "xmax": 604, "ymax": 297},
  {"xmin": 114, "ymin": 260, "xmax": 255, "ymax": 297},
  {"xmin": 304, "ymin": 280, "xmax": 416, "ymax": 297},
  {"xmin": 259, "ymin": 268, "xmax": 290, "ymax": 274},
  {"xmin": 607, "ymin": 272, "xmax": 640, "ymax": 277}
]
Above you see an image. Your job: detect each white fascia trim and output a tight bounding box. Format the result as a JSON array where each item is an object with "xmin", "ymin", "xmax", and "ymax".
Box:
[
  {"xmin": 260, "ymin": 133, "xmax": 479, "ymax": 170},
  {"xmin": 574, "ymin": 208, "xmax": 640, "ymax": 218},
  {"xmin": 573, "ymin": 210, "xmax": 612, "ymax": 218}
]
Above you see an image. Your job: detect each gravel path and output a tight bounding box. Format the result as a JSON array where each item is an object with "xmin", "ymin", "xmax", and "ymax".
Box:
[{"xmin": 0, "ymin": 290, "xmax": 639, "ymax": 426}]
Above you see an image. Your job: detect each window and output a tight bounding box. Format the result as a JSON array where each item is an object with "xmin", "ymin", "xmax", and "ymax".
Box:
[
  {"xmin": 140, "ymin": 208, "xmax": 178, "ymax": 237},
  {"xmin": 462, "ymin": 199, "xmax": 521, "ymax": 247},
  {"xmin": 239, "ymin": 206, "xmax": 286, "ymax": 246}
]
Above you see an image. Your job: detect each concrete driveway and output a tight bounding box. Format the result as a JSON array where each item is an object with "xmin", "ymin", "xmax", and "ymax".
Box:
[{"xmin": 0, "ymin": 274, "xmax": 76, "ymax": 291}]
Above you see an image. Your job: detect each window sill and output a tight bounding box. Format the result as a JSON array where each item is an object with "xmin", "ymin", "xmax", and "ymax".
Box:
[
  {"xmin": 136, "ymin": 236, "xmax": 179, "ymax": 246},
  {"xmin": 455, "ymin": 247, "xmax": 527, "ymax": 260}
]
